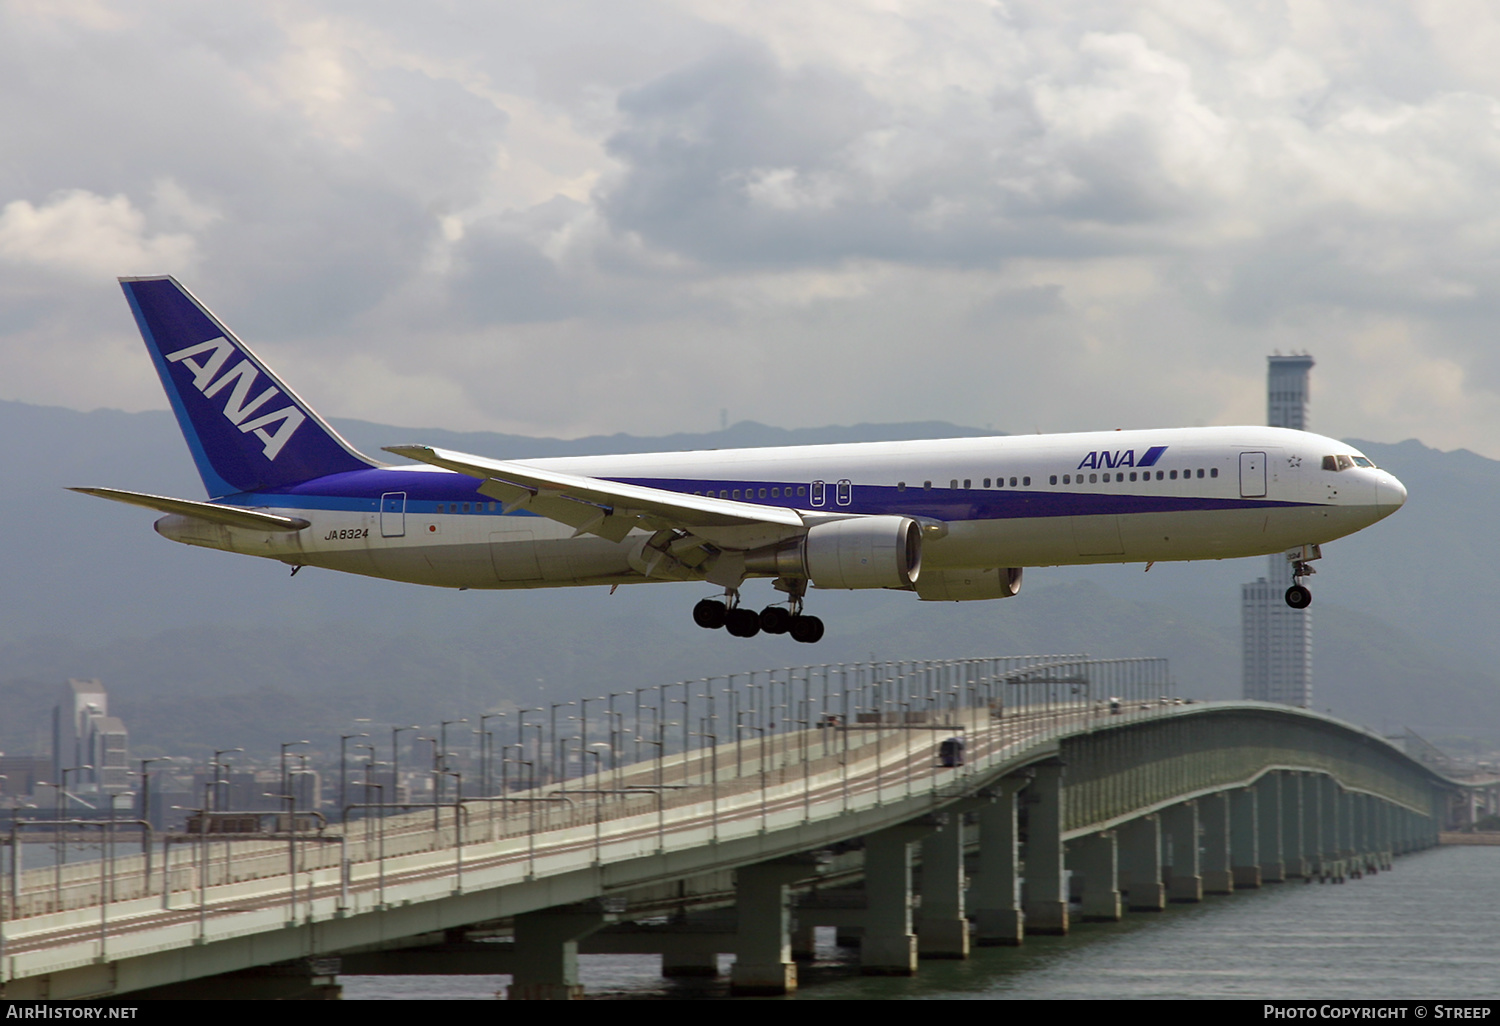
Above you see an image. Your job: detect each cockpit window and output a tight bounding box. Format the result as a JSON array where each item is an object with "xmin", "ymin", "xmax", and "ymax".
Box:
[
  {"xmin": 1322, "ymin": 455, "xmax": 1357, "ymax": 471},
  {"xmin": 1351, "ymin": 456, "xmax": 1375, "ymax": 468}
]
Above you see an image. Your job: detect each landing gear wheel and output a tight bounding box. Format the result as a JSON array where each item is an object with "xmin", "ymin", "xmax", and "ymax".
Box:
[
  {"xmin": 760, "ymin": 606, "xmax": 792, "ymax": 634},
  {"xmin": 789, "ymin": 614, "xmax": 825, "ymax": 644},
  {"xmin": 1285, "ymin": 585, "xmax": 1312, "ymax": 609},
  {"xmin": 725, "ymin": 607, "xmax": 762, "ymax": 638},
  {"xmin": 693, "ymin": 598, "xmax": 728, "ymax": 629}
]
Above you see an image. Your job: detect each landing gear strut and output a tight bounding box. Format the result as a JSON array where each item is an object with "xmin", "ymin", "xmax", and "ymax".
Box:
[
  {"xmin": 691, "ymin": 581, "xmax": 824, "ymax": 642},
  {"xmin": 1284, "ymin": 544, "xmax": 1321, "ymax": 609}
]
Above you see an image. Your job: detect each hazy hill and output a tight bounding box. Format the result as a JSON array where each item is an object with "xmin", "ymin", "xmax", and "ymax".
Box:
[{"xmin": 0, "ymin": 398, "xmax": 1493, "ymax": 756}]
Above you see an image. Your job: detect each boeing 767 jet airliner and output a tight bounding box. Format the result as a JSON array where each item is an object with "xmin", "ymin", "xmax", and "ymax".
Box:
[{"xmin": 75, "ymin": 277, "xmax": 1407, "ymax": 643}]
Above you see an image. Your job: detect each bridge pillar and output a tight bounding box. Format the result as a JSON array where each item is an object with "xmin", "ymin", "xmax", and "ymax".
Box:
[
  {"xmin": 1337, "ymin": 787, "xmax": 1355, "ymax": 881},
  {"xmin": 507, "ymin": 907, "xmax": 608, "ymax": 1000},
  {"xmin": 1283, "ymin": 772, "xmax": 1309, "ymax": 878},
  {"xmin": 860, "ymin": 820, "xmax": 939, "ymax": 974},
  {"xmin": 1377, "ymin": 800, "xmax": 1394, "ymax": 869},
  {"xmin": 1322, "ymin": 777, "xmax": 1345, "ymax": 883},
  {"xmin": 1200, "ymin": 793, "xmax": 1233, "ymax": 894},
  {"xmin": 1350, "ymin": 794, "xmax": 1370, "ymax": 877},
  {"xmin": 972, "ymin": 776, "xmax": 1029, "ymax": 945},
  {"xmin": 1230, "ymin": 786, "xmax": 1260, "ymax": 888},
  {"xmin": 731, "ymin": 855, "xmax": 826, "ymax": 995},
  {"xmin": 1258, "ymin": 772, "xmax": 1285, "ymax": 882},
  {"xmin": 1070, "ymin": 830, "xmax": 1121, "ymax": 921},
  {"xmin": 918, "ymin": 812, "xmax": 969, "ymax": 959},
  {"xmin": 1164, "ymin": 801, "xmax": 1202, "ymax": 902},
  {"xmin": 1119, "ymin": 814, "xmax": 1165, "ymax": 911},
  {"xmin": 1023, "ymin": 762, "xmax": 1068, "ymax": 935},
  {"xmin": 1303, "ymin": 772, "xmax": 1325, "ymax": 880}
]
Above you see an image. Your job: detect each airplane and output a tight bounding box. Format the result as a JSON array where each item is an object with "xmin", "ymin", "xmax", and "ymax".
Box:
[{"xmin": 74, "ymin": 276, "xmax": 1408, "ymax": 643}]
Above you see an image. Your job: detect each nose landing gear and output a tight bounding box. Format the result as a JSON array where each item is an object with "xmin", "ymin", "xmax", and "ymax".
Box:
[{"xmin": 1283, "ymin": 544, "xmax": 1322, "ymax": 609}]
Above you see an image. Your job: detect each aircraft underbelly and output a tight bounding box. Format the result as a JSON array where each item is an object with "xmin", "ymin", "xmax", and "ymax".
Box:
[{"xmin": 924, "ymin": 502, "xmax": 1366, "ymax": 570}]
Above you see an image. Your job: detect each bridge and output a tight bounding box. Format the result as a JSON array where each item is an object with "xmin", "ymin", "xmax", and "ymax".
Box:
[{"xmin": 0, "ymin": 656, "xmax": 1477, "ymax": 1000}]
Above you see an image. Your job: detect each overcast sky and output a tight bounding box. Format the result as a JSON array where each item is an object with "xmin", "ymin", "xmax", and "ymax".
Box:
[{"xmin": 4, "ymin": 1, "xmax": 1500, "ymax": 456}]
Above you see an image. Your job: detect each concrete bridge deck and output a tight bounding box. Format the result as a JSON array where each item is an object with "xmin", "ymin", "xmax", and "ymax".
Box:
[{"xmin": 0, "ymin": 656, "xmax": 1470, "ymax": 999}]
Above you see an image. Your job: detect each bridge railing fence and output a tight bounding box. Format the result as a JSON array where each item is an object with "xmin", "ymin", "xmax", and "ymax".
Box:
[{"xmin": 0, "ymin": 656, "xmax": 1178, "ymax": 927}]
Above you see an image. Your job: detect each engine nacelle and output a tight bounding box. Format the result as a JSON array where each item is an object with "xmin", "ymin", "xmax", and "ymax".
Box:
[
  {"xmin": 743, "ymin": 516, "xmax": 922, "ymax": 589},
  {"xmin": 805, "ymin": 516, "xmax": 922, "ymax": 589},
  {"xmin": 915, "ymin": 566, "xmax": 1023, "ymax": 602}
]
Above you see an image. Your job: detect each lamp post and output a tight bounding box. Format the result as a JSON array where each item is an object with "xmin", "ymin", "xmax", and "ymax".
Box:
[
  {"xmin": 279, "ymin": 741, "xmax": 309, "ymax": 809},
  {"xmin": 340, "ymin": 733, "xmax": 369, "ymax": 820},
  {"xmin": 479, "ymin": 714, "xmax": 506, "ymax": 795},
  {"xmin": 138, "ymin": 757, "xmax": 166, "ymax": 829},
  {"xmin": 212, "ymin": 748, "xmax": 243, "ymax": 812},
  {"xmin": 549, "ymin": 702, "xmax": 576, "ymax": 783},
  {"xmin": 392, "ymin": 725, "xmax": 419, "ymax": 805},
  {"xmin": 439, "ymin": 718, "xmax": 468, "ymax": 801}
]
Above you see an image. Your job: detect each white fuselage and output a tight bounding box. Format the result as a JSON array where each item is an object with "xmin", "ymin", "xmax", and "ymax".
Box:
[{"xmin": 155, "ymin": 425, "xmax": 1406, "ymax": 593}]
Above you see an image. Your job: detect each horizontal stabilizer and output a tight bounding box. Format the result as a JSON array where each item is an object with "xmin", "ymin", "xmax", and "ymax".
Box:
[{"xmin": 70, "ymin": 487, "xmax": 311, "ymax": 532}]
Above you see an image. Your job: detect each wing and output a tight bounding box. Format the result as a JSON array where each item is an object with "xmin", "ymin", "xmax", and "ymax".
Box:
[
  {"xmin": 383, "ymin": 444, "xmax": 829, "ymax": 586},
  {"xmin": 70, "ymin": 486, "xmax": 311, "ymax": 531}
]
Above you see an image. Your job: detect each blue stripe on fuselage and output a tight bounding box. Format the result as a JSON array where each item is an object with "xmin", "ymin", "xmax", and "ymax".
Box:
[{"xmin": 214, "ymin": 467, "xmax": 1320, "ymax": 520}]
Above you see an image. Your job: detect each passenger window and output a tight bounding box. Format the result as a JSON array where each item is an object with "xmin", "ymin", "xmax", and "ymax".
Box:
[
  {"xmin": 1129, "ymin": 472, "xmax": 1137, "ymax": 481},
  {"xmin": 733, "ymin": 489, "xmax": 741, "ymax": 499},
  {"xmin": 797, "ymin": 486, "xmax": 806, "ymax": 496},
  {"xmin": 1062, "ymin": 475, "xmax": 1070, "ymax": 484},
  {"xmin": 984, "ymin": 478, "xmax": 991, "ymax": 487},
  {"xmin": 1023, "ymin": 476, "xmax": 1030, "ymax": 486},
  {"xmin": 1089, "ymin": 473, "xmax": 1097, "ymax": 483},
  {"xmin": 1210, "ymin": 468, "xmax": 1218, "ymax": 478},
  {"xmin": 1050, "ymin": 475, "xmax": 1058, "ymax": 485},
  {"xmin": 720, "ymin": 490, "xmax": 728, "ymax": 498},
  {"xmin": 757, "ymin": 488, "xmax": 766, "ymax": 498},
  {"xmin": 950, "ymin": 479, "xmax": 958, "ymax": 489},
  {"xmin": 1157, "ymin": 471, "xmax": 1164, "ymax": 480},
  {"xmin": 1170, "ymin": 470, "xmax": 1178, "ymax": 480},
  {"xmin": 1009, "ymin": 477, "xmax": 1017, "ymax": 487},
  {"xmin": 897, "ymin": 482, "xmax": 906, "ymax": 492},
  {"xmin": 771, "ymin": 487, "xmax": 779, "ymax": 498},
  {"xmin": 963, "ymin": 479, "xmax": 971, "ymax": 489},
  {"xmin": 924, "ymin": 481, "xmax": 932, "ymax": 490},
  {"xmin": 1196, "ymin": 469, "xmax": 1204, "ymax": 478}
]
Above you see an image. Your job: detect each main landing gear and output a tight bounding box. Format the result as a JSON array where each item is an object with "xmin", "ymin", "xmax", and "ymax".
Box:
[
  {"xmin": 692, "ymin": 585, "xmax": 825, "ymax": 643},
  {"xmin": 1284, "ymin": 544, "xmax": 1322, "ymax": 610}
]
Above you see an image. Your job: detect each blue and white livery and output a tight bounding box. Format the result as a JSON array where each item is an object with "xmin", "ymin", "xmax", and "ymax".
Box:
[{"xmin": 75, "ymin": 277, "xmax": 1408, "ymax": 643}]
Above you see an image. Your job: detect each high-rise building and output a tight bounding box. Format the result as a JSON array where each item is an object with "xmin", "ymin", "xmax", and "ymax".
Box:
[
  {"xmin": 51, "ymin": 678, "xmax": 131, "ymax": 792},
  {"xmin": 1267, "ymin": 354, "xmax": 1315, "ymax": 431},
  {"xmin": 1242, "ymin": 355, "xmax": 1314, "ymax": 706}
]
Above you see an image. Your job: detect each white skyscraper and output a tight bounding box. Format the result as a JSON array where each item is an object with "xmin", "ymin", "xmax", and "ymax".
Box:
[{"xmin": 1242, "ymin": 355, "xmax": 1314, "ymax": 706}]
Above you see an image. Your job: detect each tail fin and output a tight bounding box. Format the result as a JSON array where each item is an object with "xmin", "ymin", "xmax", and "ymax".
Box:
[{"xmin": 120, "ymin": 276, "xmax": 377, "ymax": 498}]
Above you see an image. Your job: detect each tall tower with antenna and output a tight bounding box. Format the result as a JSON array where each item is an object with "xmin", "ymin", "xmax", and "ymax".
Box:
[{"xmin": 1242, "ymin": 354, "xmax": 1314, "ymax": 706}]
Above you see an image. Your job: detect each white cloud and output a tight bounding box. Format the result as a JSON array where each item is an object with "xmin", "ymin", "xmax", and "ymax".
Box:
[
  {"xmin": 0, "ymin": 190, "xmax": 199, "ymax": 278},
  {"xmin": 5, "ymin": 2, "xmax": 1500, "ymax": 456}
]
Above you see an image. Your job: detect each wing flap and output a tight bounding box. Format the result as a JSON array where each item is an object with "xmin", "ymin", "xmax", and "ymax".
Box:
[{"xmin": 70, "ymin": 487, "xmax": 311, "ymax": 532}]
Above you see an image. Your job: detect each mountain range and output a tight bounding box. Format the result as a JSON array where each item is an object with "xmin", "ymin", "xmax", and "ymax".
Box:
[{"xmin": 0, "ymin": 398, "xmax": 1491, "ymax": 758}]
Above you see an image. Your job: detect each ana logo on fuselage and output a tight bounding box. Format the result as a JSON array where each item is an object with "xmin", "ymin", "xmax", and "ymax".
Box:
[
  {"xmin": 1077, "ymin": 445, "xmax": 1167, "ymax": 471},
  {"xmin": 164, "ymin": 337, "xmax": 306, "ymax": 460}
]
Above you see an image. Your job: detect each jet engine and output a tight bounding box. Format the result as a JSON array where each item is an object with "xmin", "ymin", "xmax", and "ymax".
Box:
[
  {"xmin": 745, "ymin": 516, "xmax": 922, "ymax": 590},
  {"xmin": 915, "ymin": 566, "xmax": 1023, "ymax": 602}
]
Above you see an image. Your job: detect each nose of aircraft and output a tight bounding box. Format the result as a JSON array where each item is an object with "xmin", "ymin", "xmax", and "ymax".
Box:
[{"xmin": 1377, "ymin": 472, "xmax": 1408, "ymax": 513}]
